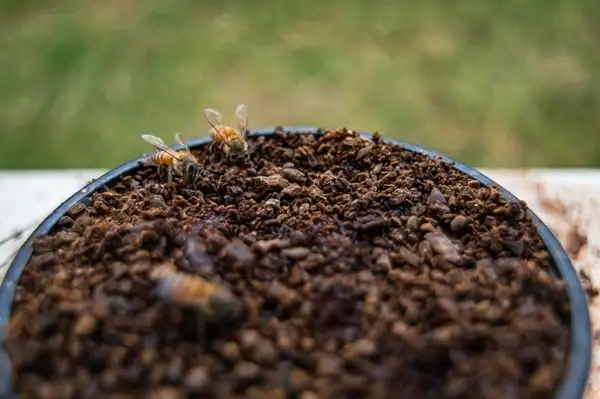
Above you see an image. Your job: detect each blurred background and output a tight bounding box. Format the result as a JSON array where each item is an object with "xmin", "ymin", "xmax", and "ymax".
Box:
[{"xmin": 1, "ymin": 0, "xmax": 599, "ymax": 169}]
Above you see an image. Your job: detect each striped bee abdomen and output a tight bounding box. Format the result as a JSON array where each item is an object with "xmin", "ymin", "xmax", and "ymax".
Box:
[{"xmin": 155, "ymin": 273, "xmax": 215, "ymax": 307}]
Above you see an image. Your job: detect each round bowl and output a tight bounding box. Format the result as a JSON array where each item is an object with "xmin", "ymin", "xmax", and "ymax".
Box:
[{"xmin": 0, "ymin": 127, "xmax": 592, "ymax": 399}]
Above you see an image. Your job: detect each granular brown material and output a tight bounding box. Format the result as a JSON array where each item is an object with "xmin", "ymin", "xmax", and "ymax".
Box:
[{"xmin": 5, "ymin": 129, "xmax": 571, "ymax": 399}]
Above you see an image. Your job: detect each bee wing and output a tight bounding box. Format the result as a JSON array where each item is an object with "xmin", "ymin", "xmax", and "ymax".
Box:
[
  {"xmin": 235, "ymin": 103, "xmax": 248, "ymax": 138},
  {"xmin": 175, "ymin": 132, "xmax": 191, "ymax": 152},
  {"xmin": 141, "ymin": 134, "xmax": 182, "ymax": 161},
  {"xmin": 204, "ymin": 108, "xmax": 223, "ymax": 128},
  {"xmin": 205, "ymin": 108, "xmax": 231, "ymax": 148}
]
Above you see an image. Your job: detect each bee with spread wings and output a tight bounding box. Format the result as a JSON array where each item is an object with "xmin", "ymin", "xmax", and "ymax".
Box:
[
  {"xmin": 204, "ymin": 104, "xmax": 250, "ymax": 160},
  {"xmin": 154, "ymin": 271, "xmax": 242, "ymax": 323},
  {"xmin": 152, "ymin": 264, "xmax": 243, "ymax": 345},
  {"xmin": 141, "ymin": 132, "xmax": 203, "ymax": 186}
]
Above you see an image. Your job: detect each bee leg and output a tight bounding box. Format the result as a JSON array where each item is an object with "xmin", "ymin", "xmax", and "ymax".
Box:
[
  {"xmin": 167, "ymin": 168, "xmax": 173, "ymax": 184},
  {"xmin": 182, "ymin": 170, "xmax": 189, "ymax": 187},
  {"xmin": 193, "ymin": 169, "xmax": 202, "ymax": 188},
  {"xmin": 189, "ymin": 169, "xmax": 197, "ymax": 188},
  {"xmin": 245, "ymin": 262, "xmax": 253, "ymax": 281},
  {"xmin": 197, "ymin": 315, "xmax": 206, "ymax": 347}
]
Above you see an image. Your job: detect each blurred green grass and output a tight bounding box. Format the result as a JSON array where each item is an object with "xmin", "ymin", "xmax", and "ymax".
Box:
[{"xmin": 1, "ymin": 0, "xmax": 599, "ymax": 169}]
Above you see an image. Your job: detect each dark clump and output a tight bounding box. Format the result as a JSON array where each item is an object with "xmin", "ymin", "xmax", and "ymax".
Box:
[
  {"xmin": 578, "ymin": 270, "xmax": 598, "ymax": 299},
  {"xmin": 5, "ymin": 129, "xmax": 571, "ymax": 399}
]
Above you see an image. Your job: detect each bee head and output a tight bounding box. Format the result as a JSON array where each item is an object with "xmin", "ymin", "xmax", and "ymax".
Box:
[
  {"xmin": 182, "ymin": 161, "xmax": 192, "ymax": 173},
  {"xmin": 228, "ymin": 138, "xmax": 248, "ymax": 154},
  {"xmin": 183, "ymin": 161, "xmax": 202, "ymax": 182}
]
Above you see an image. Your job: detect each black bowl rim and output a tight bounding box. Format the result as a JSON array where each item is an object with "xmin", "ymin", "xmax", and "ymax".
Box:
[{"xmin": 0, "ymin": 126, "xmax": 591, "ymax": 399}]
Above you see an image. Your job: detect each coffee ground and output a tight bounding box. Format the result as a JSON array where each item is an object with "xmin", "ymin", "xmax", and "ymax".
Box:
[{"xmin": 5, "ymin": 129, "xmax": 571, "ymax": 399}]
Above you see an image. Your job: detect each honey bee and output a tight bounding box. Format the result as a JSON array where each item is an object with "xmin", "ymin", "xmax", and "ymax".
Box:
[
  {"xmin": 322, "ymin": 127, "xmax": 373, "ymax": 146},
  {"xmin": 322, "ymin": 127, "xmax": 350, "ymax": 138},
  {"xmin": 141, "ymin": 132, "xmax": 202, "ymax": 186},
  {"xmin": 204, "ymin": 104, "xmax": 249, "ymax": 160},
  {"xmin": 154, "ymin": 271, "xmax": 243, "ymax": 323}
]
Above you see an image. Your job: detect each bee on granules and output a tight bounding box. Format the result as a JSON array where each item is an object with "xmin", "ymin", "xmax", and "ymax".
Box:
[
  {"xmin": 204, "ymin": 104, "xmax": 250, "ymax": 161},
  {"xmin": 154, "ymin": 268, "xmax": 242, "ymax": 324},
  {"xmin": 322, "ymin": 127, "xmax": 354, "ymax": 138},
  {"xmin": 141, "ymin": 132, "xmax": 203, "ymax": 186},
  {"xmin": 321, "ymin": 127, "xmax": 374, "ymax": 146}
]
